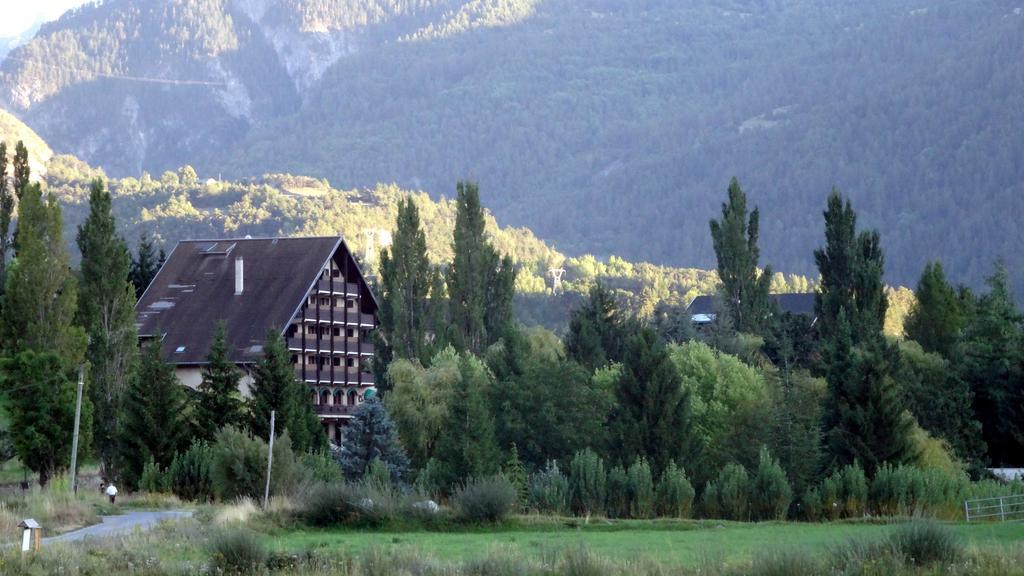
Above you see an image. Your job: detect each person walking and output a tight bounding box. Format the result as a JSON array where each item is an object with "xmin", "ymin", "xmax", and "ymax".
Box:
[{"xmin": 105, "ymin": 482, "xmax": 118, "ymax": 504}]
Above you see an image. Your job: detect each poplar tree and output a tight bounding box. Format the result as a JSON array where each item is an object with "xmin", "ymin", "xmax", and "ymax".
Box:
[
  {"xmin": 0, "ymin": 182, "xmax": 86, "ymax": 363},
  {"xmin": 709, "ymin": 178, "xmax": 773, "ymax": 334},
  {"xmin": 0, "ymin": 142, "xmax": 12, "ymax": 290},
  {"xmin": 607, "ymin": 327, "xmax": 698, "ymax": 474},
  {"xmin": 120, "ymin": 344, "xmax": 192, "ymax": 487},
  {"xmin": 379, "ymin": 197, "xmax": 433, "ymax": 362},
  {"xmin": 904, "ymin": 261, "xmax": 963, "ymax": 357},
  {"xmin": 447, "ymin": 181, "xmax": 515, "ymax": 354},
  {"xmin": 12, "ymin": 141, "xmax": 29, "ymax": 200},
  {"xmin": 77, "ymin": 179, "xmax": 138, "ymax": 477},
  {"xmin": 196, "ymin": 322, "xmax": 244, "ymax": 440},
  {"xmin": 248, "ymin": 330, "xmax": 324, "ymax": 453}
]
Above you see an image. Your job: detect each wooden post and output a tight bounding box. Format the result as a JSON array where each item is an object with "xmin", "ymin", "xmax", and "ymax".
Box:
[{"xmin": 263, "ymin": 410, "xmax": 275, "ymax": 509}]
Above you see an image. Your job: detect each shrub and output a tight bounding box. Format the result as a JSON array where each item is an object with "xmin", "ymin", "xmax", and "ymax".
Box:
[
  {"xmin": 605, "ymin": 466, "xmax": 630, "ymax": 519},
  {"xmin": 799, "ymin": 487, "xmax": 822, "ymax": 521},
  {"xmin": 888, "ymin": 520, "xmax": 963, "ymax": 566},
  {"xmin": 365, "ymin": 457, "xmax": 392, "ymax": 489},
  {"xmin": 702, "ymin": 480, "xmax": 720, "ymax": 519},
  {"xmin": 819, "ymin": 474, "xmax": 841, "ymax": 520},
  {"xmin": 168, "ymin": 441, "xmax": 213, "ymax": 502},
  {"xmin": 749, "ymin": 447, "xmax": 792, "ymax": 521},
  {"xmin": 210, "ymin": 427, "xmax": 303, "ymax": 501},
  {"xmin": 838, "ymin": 463, "xmax": 868, "ymax": 518},
  {"xmin": 627, "ymin": 458, "xmax": 655, "ymax": 519},
  {"xmin": 138, "ymin": 458, "xmax": 169, "ymax": 493},
  {"xmin": 742, "ymin": 549, "xmax": 821, "ymax": 576},
  {"xmin": 301, "ymin": 482, "xmax": 366, "ymax": 527},
  {"xmin": 453, "ymin": 475, "xmax": 517, "ymax": 523},
  {"xmin": 569, "ymin": 448, "xmax": 606, "ymax": 517},
  {"xmin": 413, "ymin": 458, "xmax": 446, "ymax": 499},
  {"xmin": 302, "ymin": 451, "xmax": 343, "ymax": 484},
  {"xmin": 655, "ymin": 460, "xmax": 695, "ymax": 518},
  {"xmin": 528, "ymin": 460, "xmax": 569, "ymax": 515},
  {"xmin": 706, "ymin": 464, "xmax": 750, "ymax": 520},
  {"xmin": 208, "ymin": 528, "xmax": 267, "ymax": 575}
]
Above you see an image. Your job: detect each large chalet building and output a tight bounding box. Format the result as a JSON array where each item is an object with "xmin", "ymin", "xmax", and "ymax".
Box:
[{"xmin": 134, "ymin": 236, "xmax": 378, "ymax": 442}]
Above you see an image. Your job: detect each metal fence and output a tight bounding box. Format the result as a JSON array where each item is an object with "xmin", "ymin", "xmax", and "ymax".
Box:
[{"xmin": 964, "ymin": 494, "xmax": 1024, "ymax": 522}]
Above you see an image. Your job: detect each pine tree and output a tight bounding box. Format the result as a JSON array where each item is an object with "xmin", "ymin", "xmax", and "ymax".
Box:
[
  {"xmin": 0, "ymin": 182, "xmax": 86, "ymax": 363},
  {"xmin": 120, "ymin": 344, "xmax": 192, "ymax": 488},
  {"xmin": 0, "ymin": 142, "xmax": 12, "ymax": 291},
  {"xmin": 130, "ymin": 233, "xmax": 162, "ymax": 298},
  {"xmin": 76, "ymin": 178, "xmax": 139, "ymax": 478},
  {"xmin": 447, "ymin": 181, "xmax": 515, "ymax": 353},
  {"xmin": 954, "ymin": 264, "xmax": 1023, "ymax": 466},
  {"xmin": 564, "ymin": 283, "xmax": 630, "ymax": 372},
  {"xmin": 379, "ymin": 197, "xmax": 433, "ymax": 362},
  {"xmin": 433, "ymin": 353, "xmax": 501, "ymax": 486},
  {"xmin": 337, "ymin": 396, "xmax": 410, "ymax": 484},
  {"xmin": 904, "ymin": 262, "xmax": 963, "ymax": 357},
  {"xmin": 196, "ymin": 322, "xmax": 245, "ymax": 440},
  {"xmin": 708, "ymin": 177, "xmax": 774, "ymax": 334},
  {"xmin": 608, "ymin": 327, "xmax": 698, "ymax": 474},
  {"xmin": 248, "ymin": 329, "xmax": 324, "ymax": 453},
  {"xmin": 502, "ymin": 443, "xmax": 529, "ymax": 506},
  {"xmin": 1, "ymin": 351, "xmax": 93, "ymax": 486}
]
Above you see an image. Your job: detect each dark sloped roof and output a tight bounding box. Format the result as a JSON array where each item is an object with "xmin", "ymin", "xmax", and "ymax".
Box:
[
  {"xmin": 135, "ymin": 237, "xmax": 342, "ymax": 364},
  {"xmin": 686, "ymin": 293, "xmax": 817, "ymax": 317}
]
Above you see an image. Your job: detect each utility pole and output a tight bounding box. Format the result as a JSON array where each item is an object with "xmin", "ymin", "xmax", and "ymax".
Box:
[
  {"xmin": 69, "ymin": 365, "xmax": 85, "ymax": 494},
  {"xmin": 548, "ymin": 268, "xmax": 566, "ymax": 294},
  {"xmin": 263, "ymin": 410, "xmax": 275, "ymax": 509}
]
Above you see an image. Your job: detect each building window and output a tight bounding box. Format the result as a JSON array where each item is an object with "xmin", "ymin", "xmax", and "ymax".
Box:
[
  {"xmin": 290, "ymin": 355, "xmax": 298, "ymax": 365},
  {"xmin": 332, "ymin": 357, "xmax": 341, "ymax": 367}
]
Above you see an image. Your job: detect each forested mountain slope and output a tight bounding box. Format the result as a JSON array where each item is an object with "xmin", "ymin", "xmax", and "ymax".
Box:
[{"xmin": 1, "ymin": 0, "xmax": 1021, "ymax": 297}]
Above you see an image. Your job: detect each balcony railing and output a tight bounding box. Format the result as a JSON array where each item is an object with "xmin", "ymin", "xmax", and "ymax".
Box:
[
  {"xmin": 295, "ymin": 367, "xmax": 375, "ymax": 385},
  {"xmin": 300, "ymin": 308, "xmax": 376, "ymax": 326},
  {"xmin": 287, "ymin": 337, "xmax": 374, "ymax": 355},
  {"xmin": 313, "ymin": 404, "xmax": 357, "ymax": 417},
  {"xmin": 315, "ymin": 279, "xmax": 360, "ymax": 296}
]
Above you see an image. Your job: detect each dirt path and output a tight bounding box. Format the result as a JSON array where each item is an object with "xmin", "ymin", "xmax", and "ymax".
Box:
[{"xmin": 42, "ymin": 510, "xmax": 193, "ymax": 545}]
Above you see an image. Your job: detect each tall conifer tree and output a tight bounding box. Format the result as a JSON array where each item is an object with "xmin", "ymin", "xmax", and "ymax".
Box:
[
  {"xmin": 248, "ymin": 329, "xmax": 324, "ymax": 452},
  {"xmin": 608, "ymin": 327, "xmax": 698, "ymax": 474},
  {"xmin": 196, "ymin": 322, "xmax": 244, "ymax": 440},
  {"xmin": 904, "ymin": 262, "xmax": 963, "ymax": 357},
  {"xmin": 77, "ymin": 179, "xmax": 138, "ymax": 477},
  {"xmin": 564, "ymin": 283, "xmax": 630, "ymax": 372},
  {"xmin": 12, "ymin": 141, "xmax": 29, "ymax": 201},
  {"xmin": 130, "ymin": 233, "xmax": 162, "ymax": 298},
  {"xmin": 433, "ymin": 353, "xmax": 501, "ymax": 486},
  {"xmin": 708, "ymin": 178, "xmax": 773, "ymax": 334},
  {"xmin": 120, "ymin": 344, "xmax": 192, "ymax": 487}
]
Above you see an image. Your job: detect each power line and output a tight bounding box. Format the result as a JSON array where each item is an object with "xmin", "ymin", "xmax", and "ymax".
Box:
[{"xmin": 2, "ymin": 54, "xmax": 228, "ymax": 87}]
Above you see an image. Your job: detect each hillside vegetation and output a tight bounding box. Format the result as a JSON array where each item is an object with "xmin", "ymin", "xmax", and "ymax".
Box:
[{"xmin": 0, "ymin": 0, "xmax": 1020, "ymax": 299}]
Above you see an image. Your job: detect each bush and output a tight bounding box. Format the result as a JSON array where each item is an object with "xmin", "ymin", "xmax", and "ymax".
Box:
[
  {"xmin": 741, "ymin": 549, "xmax": 821, "ymax": 576},
  {"xmin": 301, "ymin": 482, "xmax": 366, "ymax": 527},
  {"xmin": 208, "ymin": 529, "xmax": 267, "ymax": 575},
  {"xmin": 838, "ymin": 463, "xmax": 868, "ymax": 518},
  {"xmin": 453, "ymin": 475, "xmax": 517, "ymax": 523},
  {"xmin": 138, "ymin": 458, "xmax": 168, "ymax": 493},
  {"xmin": 749, "ymin": 447, "xmax": 792, "ymax": 521},
  {"xmin": 302, "ymin": 451, "xmax": 343, "ymax": 484},
  {"xmin": 605, "ymin": 466, "xmax": 630, "ymax": 519},
  {"xmin": 528, "ymin": 460, "xmax": 569, "ymax": 515},
  {"xmin": 168, "ymin": 441, "xmax": 213, "ymax": 502},
  {"xmin": 569, "ymin": 448, "xmax": 606, "ymax": 517},
  {"xmin": 413, "ymin": 458, "xmax": 446, "ymax": 499},
  {"xmin": 655, "ymin": 460, "xmax": 695, "ymax": 518},
  {"xmin": 627, "ymin": 458, "xmax": 655, "ymax": 519},
  {"xmin": 705, "ymin": 464, "xmax": 750, "ymax": 520},
  {"xmin": 210, "ymin": 427, "xmax": 303, "ymax": 501},
  {"xmin": 888, "ymin": 520, "xmax": 963, "ymax": 566}
]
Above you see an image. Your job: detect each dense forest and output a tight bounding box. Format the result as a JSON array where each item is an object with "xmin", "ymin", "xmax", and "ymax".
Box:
[{"xmin": 1, "ymin": 0, "xmax": 1021, "ymax": 300}]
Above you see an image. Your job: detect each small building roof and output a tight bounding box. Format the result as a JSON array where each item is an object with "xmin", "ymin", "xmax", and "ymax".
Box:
[
  {"xmin": 686, "ymin": 292, "xmax": 817, "ymax": 318},
  {"xmin": 135, "ymin": 237, "xmax": 373, "ymax": 365},
  {"xmin": 18, "ymin": 518, "xmax": 40, "ymax": 529}
]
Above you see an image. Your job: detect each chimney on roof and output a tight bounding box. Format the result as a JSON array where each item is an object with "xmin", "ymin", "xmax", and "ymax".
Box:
[{"xmin": 234, "ymin": 257, "xmax": 244, "ymax": 295}]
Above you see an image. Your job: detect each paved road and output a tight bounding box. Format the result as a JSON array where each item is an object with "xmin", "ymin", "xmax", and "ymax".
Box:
[{"xmin": 42, "ymin": 510, "xmax": 193, "ymax": 545}]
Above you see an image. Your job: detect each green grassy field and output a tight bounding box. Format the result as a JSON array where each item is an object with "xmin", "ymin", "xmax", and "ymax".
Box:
[{"xmin": 261, "ymin": 519, "xmax": 1024, "ymax": 566}]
